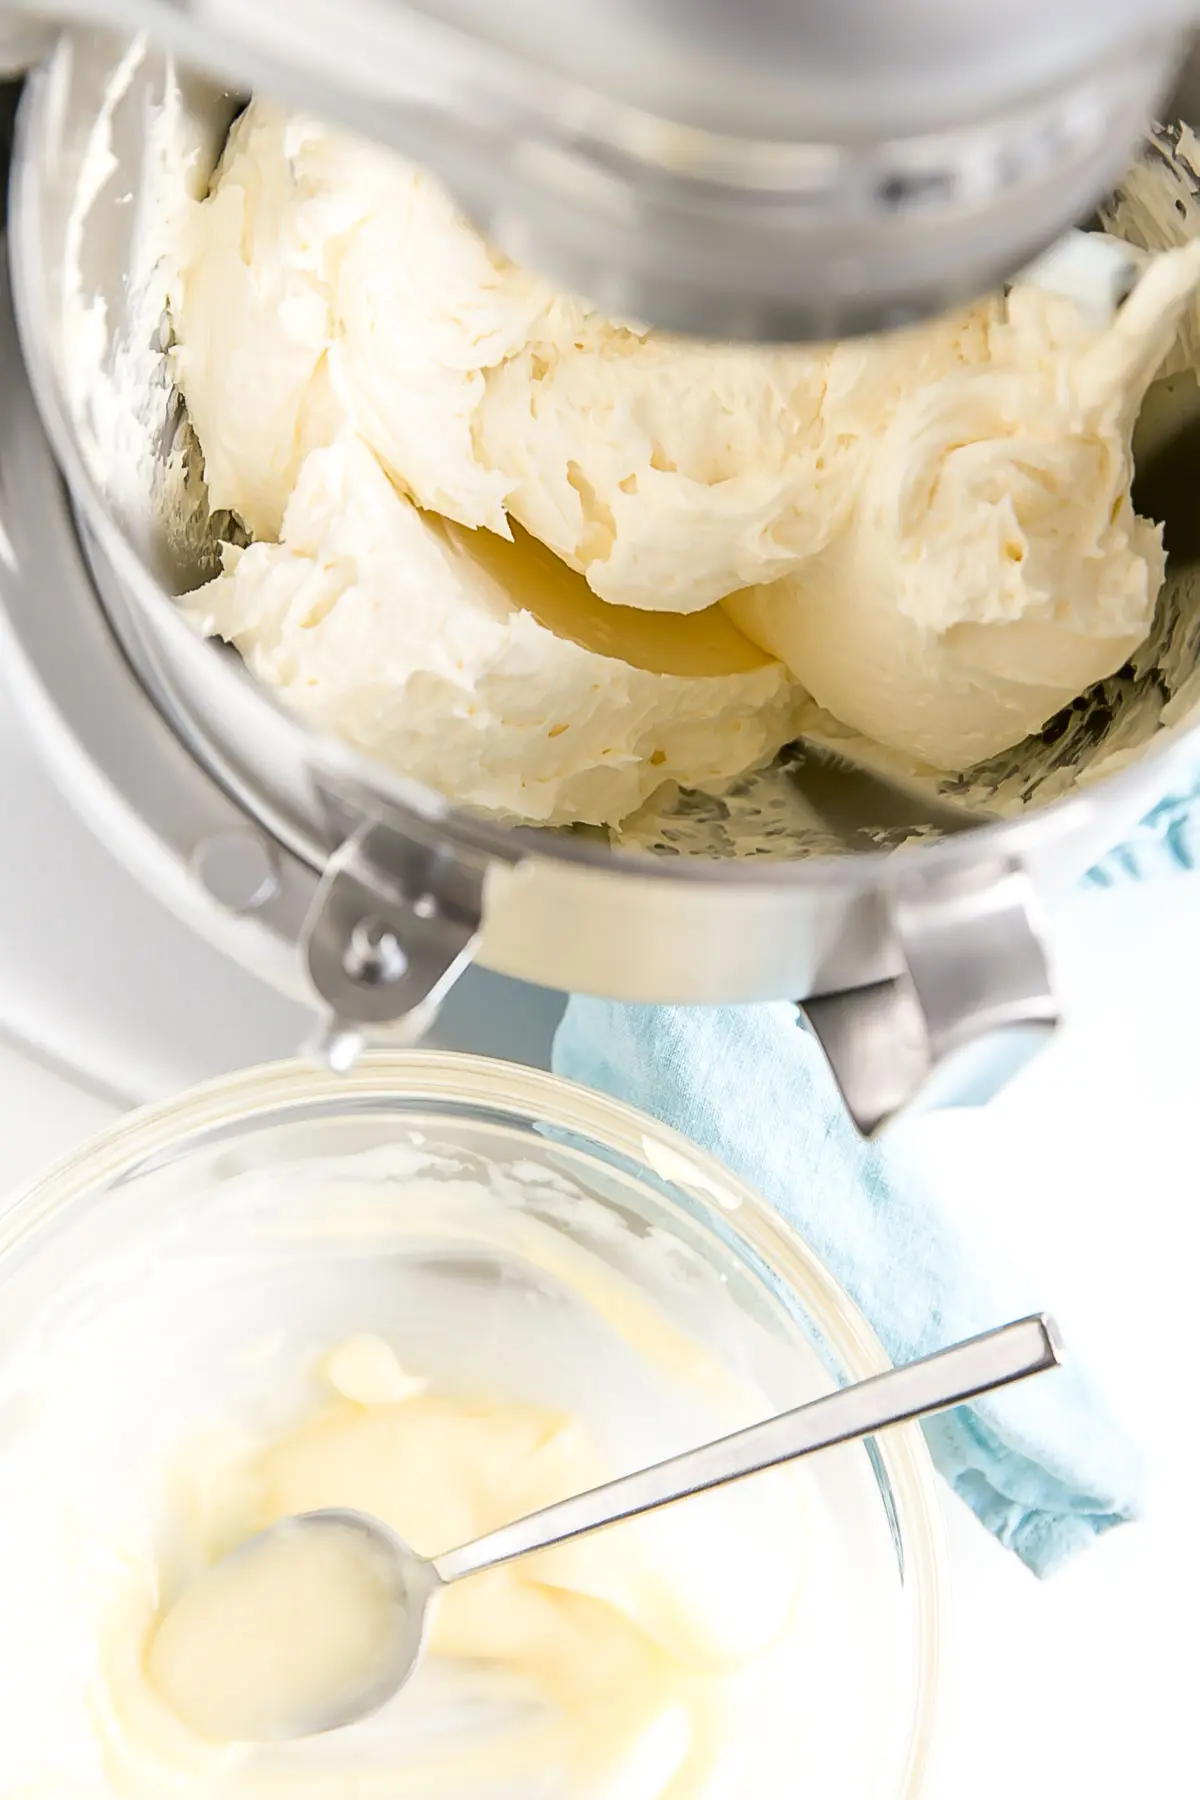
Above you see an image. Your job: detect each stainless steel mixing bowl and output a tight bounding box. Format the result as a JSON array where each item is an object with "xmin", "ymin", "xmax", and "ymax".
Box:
[{"xmin": 4, "ymin": 26, "xmax": 1200, "ymax": 1126}]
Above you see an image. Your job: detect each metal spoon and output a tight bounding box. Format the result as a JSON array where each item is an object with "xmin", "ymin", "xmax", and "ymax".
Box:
[{"xmin": 148, "ymin": 1314, "xmax": 1060, "ymax": 1742}]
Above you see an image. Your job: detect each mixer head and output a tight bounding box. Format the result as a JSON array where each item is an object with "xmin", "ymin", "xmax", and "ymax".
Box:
[{"xmin": 4, "ymin": 0, "xmax": 1200, "ymax": 338}]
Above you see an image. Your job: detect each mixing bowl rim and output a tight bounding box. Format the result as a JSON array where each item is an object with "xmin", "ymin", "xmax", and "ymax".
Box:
[
  {"xmin": 0, "ymin": 1047, "xmax": 946, "ymax": 1794},
  {"xmin": 12, "ymin": 32, "xmax": 1200, "ymax": 894}
]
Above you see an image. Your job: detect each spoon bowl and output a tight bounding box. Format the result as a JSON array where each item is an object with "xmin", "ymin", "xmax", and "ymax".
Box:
[
  {"xmin": 281, "ymin": 1511, "xmax": 441, "ymax": 1735},
  {"xmin": 146, "ymin": 1509, "xmax": 439, "ymax": 1742}
]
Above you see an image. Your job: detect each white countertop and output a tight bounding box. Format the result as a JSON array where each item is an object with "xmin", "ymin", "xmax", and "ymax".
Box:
[{"xmin": 1, "ymin": 846, "xmax": 1194, "ymax": 1793}]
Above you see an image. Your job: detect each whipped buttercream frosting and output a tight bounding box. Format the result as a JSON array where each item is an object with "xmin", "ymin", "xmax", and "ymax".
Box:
[{"xmin": 169, "ymin": 102, "xmax": 1200, "ymax": 821}]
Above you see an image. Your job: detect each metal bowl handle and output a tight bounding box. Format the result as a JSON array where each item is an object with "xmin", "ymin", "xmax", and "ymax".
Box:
[{"xmin": 802, "ymin": 857, "xmax": 1059, "ymax": 1136}]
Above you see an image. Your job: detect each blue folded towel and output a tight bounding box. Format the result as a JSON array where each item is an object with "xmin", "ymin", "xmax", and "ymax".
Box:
[
  {"xmin": 1084, "ymin": 762, "xmax": 1200, "ymax": 887},
  {"xmin": 549, "ymin": 766, "xmax": 1200, "ymax": 1578}
]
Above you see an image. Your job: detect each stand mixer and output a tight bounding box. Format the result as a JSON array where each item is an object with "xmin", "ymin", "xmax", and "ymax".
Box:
[{"xmin": 2, "ymin": 3, "xmax": 1200, "ymax": 1129}]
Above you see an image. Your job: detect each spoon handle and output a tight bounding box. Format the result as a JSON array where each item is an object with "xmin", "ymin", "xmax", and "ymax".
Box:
[{"xmin": 432, "ymin": 1314, "xmax": 1059, "ymax": 1585}]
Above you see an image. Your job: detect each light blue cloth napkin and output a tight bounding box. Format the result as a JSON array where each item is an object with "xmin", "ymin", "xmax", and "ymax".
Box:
[
  {"xmin": 551, "ymin": 768, "xmax": 1200, "ymax": 1577},
  {"xmin": 1084, "ymin": 762, "xmax": 1200, "ymax": 887}
]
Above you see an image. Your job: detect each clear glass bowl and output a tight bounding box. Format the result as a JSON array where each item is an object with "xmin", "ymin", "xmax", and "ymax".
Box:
[{"xmin": 0, "ymin": 1053, "xmax": 945, "ymax": 1797}]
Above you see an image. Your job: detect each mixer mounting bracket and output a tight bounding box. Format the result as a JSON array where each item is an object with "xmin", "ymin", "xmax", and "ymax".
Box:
[
  {"xmin": 803, "ymin": 858, "xmax": 1060, "ymax": 1135},
  {"xmin": 303, "ymin": 823, "xmax": 486, "ymax": 1067}
]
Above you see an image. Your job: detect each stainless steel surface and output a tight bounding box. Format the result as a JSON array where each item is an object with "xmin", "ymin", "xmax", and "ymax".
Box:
[
  {"xmin": 1133, "ymin": 400, "xmax": 1200, "ymax": 571},
  {"xmin": 7, "ymin": 29, "xmax": 1200, "ymax": 1131},
  {"xmin": 805, "ymin": 861, "xmax": 1059, "ymax": 1133},
  {"xmin": 1, "ymin": 2, "xmax": 1196, "ymax": 338},
  {"xmin": 220, "ymin": 1314, "xmax": 1058, "ymax": 1736},
  {"xmin": 190, "ymin": 831, "xmax": 280, "ymax": 913},
  {"xmin": 303, "ymin": 824, "xmax": 485, "ymax": 1041}
]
